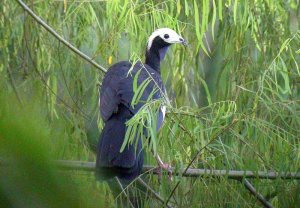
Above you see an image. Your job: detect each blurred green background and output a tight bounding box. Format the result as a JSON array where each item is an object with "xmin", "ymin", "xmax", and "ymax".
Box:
[{"xmin": 0, "ymin": 0, "xmax": 300, "ymax": 207}]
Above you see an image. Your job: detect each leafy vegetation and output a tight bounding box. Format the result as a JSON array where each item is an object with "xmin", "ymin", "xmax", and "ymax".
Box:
[{"xmin": 0, "ymin": 0, "xmax": 299, "ymax": 207}]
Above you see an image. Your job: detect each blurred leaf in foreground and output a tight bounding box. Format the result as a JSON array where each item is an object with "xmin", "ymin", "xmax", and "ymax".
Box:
[{"xmin": 0, "ymin": 95, "xmax": 86, "ymax": 208}]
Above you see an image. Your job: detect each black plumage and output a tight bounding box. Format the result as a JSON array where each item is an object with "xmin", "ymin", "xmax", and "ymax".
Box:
[
  {"xmin": 97, "ymin": 61, "xmax": 165, "ymax": 180},
  {"xmin": 96, "ymin": 28, "xmax": 186, "ymax": 182}
]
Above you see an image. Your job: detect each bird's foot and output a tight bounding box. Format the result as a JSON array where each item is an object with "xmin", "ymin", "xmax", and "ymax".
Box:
[
  {"xmin": 159, "ymin": 163, "xmax": 171, "ymax": 170},
  {"xmin": 155, "ymin": 154, "xmax": 173, "ymax": 182},
  {"xmin": 156, "ymin": 162, "xmax": 173, "ymax": 183}
]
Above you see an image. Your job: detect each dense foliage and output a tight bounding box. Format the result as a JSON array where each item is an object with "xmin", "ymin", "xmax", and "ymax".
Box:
[{"xmin": 1, "ymin": 0, "xmax": 299, "ymax": 207}]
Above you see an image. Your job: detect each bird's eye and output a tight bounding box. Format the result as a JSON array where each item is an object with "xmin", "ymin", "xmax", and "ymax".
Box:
[{"xmin": 164, "ymin": 34, "xmax": 169, "ymax": 39}]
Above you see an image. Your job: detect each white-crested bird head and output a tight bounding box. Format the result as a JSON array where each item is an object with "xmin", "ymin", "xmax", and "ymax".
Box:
[{"xmin": 147, "ymin": 28, "xmax": 187, "ymax": 51}]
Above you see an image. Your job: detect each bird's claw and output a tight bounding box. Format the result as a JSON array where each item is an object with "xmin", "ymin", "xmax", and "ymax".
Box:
[
  {"xmin": 156, "ymin": 163, "xmax": 173, "ymax": 183},
  {"xmin": 160, "ymin": 163, "xmax": 171, "ymax": 170}
]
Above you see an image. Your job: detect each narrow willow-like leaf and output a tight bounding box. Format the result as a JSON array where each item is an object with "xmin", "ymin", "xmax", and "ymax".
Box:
[
  {"xmin": 193, "ymin": 0, "xmax": 200, "ymax": 40},
  {"xmin": 194, "ymin": 0, "xmax": 209, "ymax": 55},
  {"xmin": 120, "ymin": 124, "xmax": 135, "ymax": 152},
  {"xmin": 233, "ymin": 0, "xmax": 238, "ymax": 25},
  {"xmin": 201, "ymin": 0, "xmax": 207, "ymax": 36},
  {"xmin": 199, "ymin": 76, "xmax": 212, "ymax": 105},
  {"xmin": 176, "ymin": 0, "xmax": 181, "ymax": 15},
  {"xmin": 184, "ymin": 0, "xmax": 189, "ymax": 16},
  {"xmin": 149, "ymin": 109, "xmax": 157, "ymax": 154},
  {"xmin": 290, "ymin": 49, "xmax": 300, "ymax": 76},
  {"xmin": 279, "ymin": 38, "xmax": 291, "ymax": 55},
  {"xmin": 133, "ymin": 69, "xmax": 141, "ymax": 93},
  {"xmin": 131, "ymin": 77, "xmax": 152, "ymax": 107},
  {"xmin": 279, "ymin": 57, "xmax": 291, "ymax": 95},
  {"xmin": 212, "ymin": 0, "xmax": 217, "ymax": 40},
  {"xmin": 218, "ymin": 0, "xmax": 223, "ymax": 21}
]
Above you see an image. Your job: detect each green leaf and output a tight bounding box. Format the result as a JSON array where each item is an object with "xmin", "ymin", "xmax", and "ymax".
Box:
[
  {"xmin": 218, "ymin": 0, "xmax": 223, "ymax": 21},
  {"xmin": 233, "ymin": 0, "xmax": 238, "ymax": 25},
  {"xmin": 133, "ymin": 69, "xmax": 141, "ymax": 93},
  {"xmin": 184, "ymin": 0, "xmax": 189, "ymax": 16},
  {"xmin": 131, "ymin": 77, "xmax": 152, "ymax": 107},
  {"xmin": 212, "ymin": 0, "xmax": 217, "ymax": 40}
]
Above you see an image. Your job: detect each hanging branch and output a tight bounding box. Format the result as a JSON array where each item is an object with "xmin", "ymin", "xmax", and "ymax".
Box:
[
  {"xmin": 53, "ymin": 160, "xmax": 300, "ymax": 180},
  {"xmin": 242, "ymin": 179, "xmax": 274, "ymax": 208},
  {"xmin": 15, "ymin": 0, "xmax": 107, "ymax": 73}
]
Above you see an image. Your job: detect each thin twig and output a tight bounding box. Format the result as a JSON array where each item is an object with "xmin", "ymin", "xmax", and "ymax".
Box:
[
  {"xmin": 115, "ymin": 178, "xmax": 135, "ymax": 208},
  {"xmin": 243, "ymin": 179, "xmax": 274, "ymax": 208},
  {"xmin": 57, "ymin": 42, "xmax": 87, "ymax": 116},
  {"xmin": 23, "ymin": 29, "xmax": 91, "ymax": 120},
  {"xmin": 15, "ymin": 0, "xmax": 107, "ymax": 73},
  {"xmin": 112, "ymin": 168, "xmax": 171, "ymax": 208},
  {"xmin": 137, "ymin": 178, "xmax": 173, "ymax": 208},
  {"xmin": 165, "ymin": 118, "xmax": 240, "ymax": 205},
  {"xmin": 6, "ymin": 65, "xmax": 23, "ymax": 105}
]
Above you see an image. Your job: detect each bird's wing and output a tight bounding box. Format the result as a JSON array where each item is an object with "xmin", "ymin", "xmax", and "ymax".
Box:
[
  {"xmin": 99, "ymin": 61, "xmax": 130, "ymax": 121},
  {"xmin": 100, "ymin": 61, "xmax": 166, "ymax": 127},
  {"xmin": 117, "ymin": 63, "xmax": 165, "ymax": 116}
]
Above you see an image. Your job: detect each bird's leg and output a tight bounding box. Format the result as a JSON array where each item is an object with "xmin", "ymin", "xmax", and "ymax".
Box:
[
  {"xmin": 155, "ymin": 154, "xmax": 170, "ymax": 170},
  {"xmin": 155, "ymin": 154, "xmax": 173, "ymax": 182}
]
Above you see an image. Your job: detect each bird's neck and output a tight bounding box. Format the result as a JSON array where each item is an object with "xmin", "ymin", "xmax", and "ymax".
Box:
[
  {"xmin": 145, "ymin": 46, "xmax": 169, "ymax": 73},
  {"xmin": 145, "ymin": 49, "xmax": 160, "ymax": 72}
]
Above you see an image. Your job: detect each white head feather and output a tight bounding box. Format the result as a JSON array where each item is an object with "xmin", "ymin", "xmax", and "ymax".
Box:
[{"xmin": 147, "ymin": 28, "xmax": 185, "ymax": 50}]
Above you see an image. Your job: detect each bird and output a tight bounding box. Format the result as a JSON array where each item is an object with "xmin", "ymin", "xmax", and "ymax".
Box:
[{"xmin": 96, "ymin": 28, "xmax": 186, "ymax": 184}]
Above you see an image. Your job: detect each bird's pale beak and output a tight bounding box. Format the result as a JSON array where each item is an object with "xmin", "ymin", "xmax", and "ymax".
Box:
[
  {"xmin": 169, "ymin": 36, "xmax": 187, "ymax": 46},
  {"xmin": 181, "ymin": 39, "xmax": 188, "ymax": 46},
  {"xmin": 178, "ymin": 37, "xmax": 187, "ymax": 46}
]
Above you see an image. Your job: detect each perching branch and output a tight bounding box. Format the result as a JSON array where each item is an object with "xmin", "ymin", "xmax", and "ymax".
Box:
[
  {"xmin": 52, "ymin": 159, "xmax": 298, "ymax": 207},
  {"xmin": 0, "ymin": 158, "xmax": 297, "ymax": 208},
  {"xmin": 53, "ymin": 160, "xmax": 300, "ymax": 180},
  {"xmin": 53, "ymin": 160, "xmax": 172, "ymax": 207},
  {"xmin": 15, "ymin": 0, "xmax": 107, "ymax": 73}
]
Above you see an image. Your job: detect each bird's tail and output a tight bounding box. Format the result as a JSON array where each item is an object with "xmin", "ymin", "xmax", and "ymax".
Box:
[{"xmin": 95, "ymin": 106, "xmax": 144, "ymax": 181}]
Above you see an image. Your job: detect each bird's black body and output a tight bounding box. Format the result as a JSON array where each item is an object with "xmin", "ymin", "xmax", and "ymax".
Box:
[
  {"xmin": 96, "ymin": 29, "xmax": 185, "ymax": 183},
  {"xmin": 96, "ymin": 61, "xmax": 166, "ymax": 180}
]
